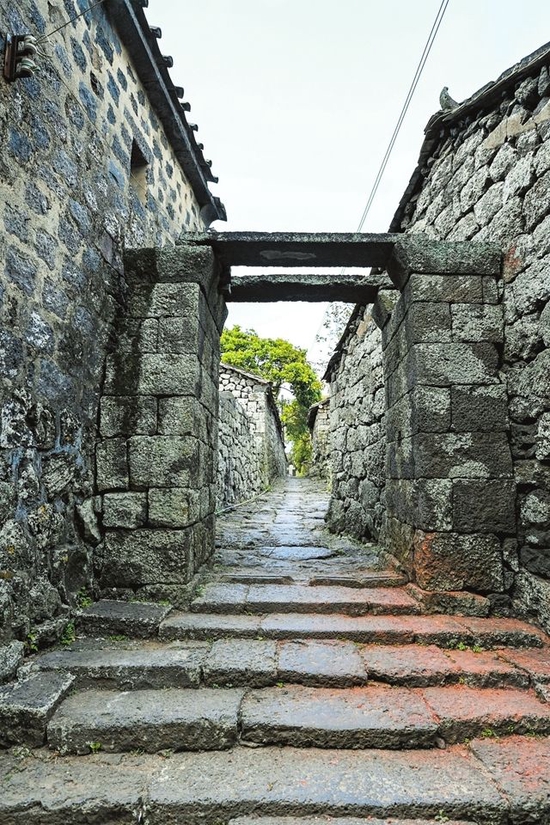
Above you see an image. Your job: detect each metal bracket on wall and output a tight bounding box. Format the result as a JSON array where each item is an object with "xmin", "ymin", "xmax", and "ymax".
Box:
[{"xmin": 3, "ymin": 33, "xmax": 38, "ymax": 82}]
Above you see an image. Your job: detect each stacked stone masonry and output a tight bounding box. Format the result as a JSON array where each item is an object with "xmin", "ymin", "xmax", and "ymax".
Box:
[
  {"xmin": 325, "ymin": 312, "xmax": 386, "ymax": 540},
  {"xmin": 218, "ymin": 364, "xmax": 287, "ymax": 507},
  {"xmin": 327, "ymin": 45, "xmax": 550, "ymax": 632},
  {"xmin": 0, "ymin": 0, "xmax": 222, "ymax": 676},
  {"xmin": 307, "ymin": 398, "xmax": 331, "ymax": 482}
]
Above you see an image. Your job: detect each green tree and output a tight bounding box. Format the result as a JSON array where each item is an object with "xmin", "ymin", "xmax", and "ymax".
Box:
[{"xmin": 220, "ymin": 325, "xmax": 322, "ymax": 473}]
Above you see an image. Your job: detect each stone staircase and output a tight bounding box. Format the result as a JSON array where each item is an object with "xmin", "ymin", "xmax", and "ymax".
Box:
[{"xmin": 1, "ymin": 479, "xmax": 550, "ymax": 824}]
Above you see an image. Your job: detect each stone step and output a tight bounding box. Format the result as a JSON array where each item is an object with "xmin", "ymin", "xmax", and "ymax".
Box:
[
  {"xmin": 47, "ymin": 687, "xmax": 245, "ymax": 754},
  {"xmin": 216, "ymin": 571, "xmax": 408, "ymax": 588},
  {"xmin": 229, "ymin": 818, "xmax": 475, "ymax": 825},
  {"xmin": 28, "ymin": 639, "xmax": 209, "ymax": 689},
  {"xmin": 44, "ymin": 681, "xmax": 550, "ymax": 756},
  {"xmin": 190, "ymin": 583, "xmax": 421, "ymax": 616},
  {"xmin": 3, "ymin": 738, "xmax": 547, "ymax": 823},
  {"xmin": 160, "ymin": 611, "xmax": 546, "ymax": 648},
  {"xmin": 0, "ymin": 671, "xmax": 75, "ymax": 748},
  {"xmin": 76, "ymin": 599, "xmax": 172, "ymax": 638},
  {"xmin": 28, "ymin": 637, "xmax": 549, "ymax": 692},
  {"xmin": 240, "ymin": 684, "xmax": 550, "ymax": 749}
]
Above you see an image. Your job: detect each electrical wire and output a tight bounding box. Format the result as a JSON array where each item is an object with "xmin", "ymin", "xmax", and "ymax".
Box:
[
  {"xmin": 37, "ymin": 0, "xmax": 108, "ymax": 43},
  {"xmin": 307, "ymin": 0, "xmax": 451, "ymax": 360},
  {"xmin": 355, "ymin": 0, "xmax": 451, "ymax": 232}
]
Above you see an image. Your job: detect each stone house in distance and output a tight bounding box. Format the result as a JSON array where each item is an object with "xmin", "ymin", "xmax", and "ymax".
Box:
[
  {"xmin": 218, "ymin": 363, "xmax": 287, "ymax": 507},
  {"xmin": 0, "ymin": 0, "xmax": 224, "ymax": 672},
  {"xmin": 326, "ymin": 42, "xmax": 550, "ymax": 631}
]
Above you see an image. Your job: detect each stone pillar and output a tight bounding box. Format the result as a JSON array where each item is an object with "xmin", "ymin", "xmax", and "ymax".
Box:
[
  {"xmin": 375, "ymin": 237, "xmax": 514, "ymax": 595},
  {"xmin": 95, "ymin": 244, "xmax": 226, "ymax": 604}
]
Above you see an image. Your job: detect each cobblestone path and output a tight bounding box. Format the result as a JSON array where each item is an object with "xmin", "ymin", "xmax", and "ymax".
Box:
[{"xmin": 1, "ymin": 478, "xmax": 550, "ymax": 823}]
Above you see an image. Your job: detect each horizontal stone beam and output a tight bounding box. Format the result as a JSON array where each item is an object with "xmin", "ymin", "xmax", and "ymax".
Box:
[
  {"xmin": 183, "ymin": 232, "xmax": 400, "ymax": 268},
  {"xmin": 225, "ymin": 272, "xmax": 394, "ymax": 302}
]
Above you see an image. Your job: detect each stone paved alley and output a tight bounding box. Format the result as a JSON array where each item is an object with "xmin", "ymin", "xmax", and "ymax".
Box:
[{"xmin": 1, "ymin": 478, "xmax": 550, "ymax": 823}]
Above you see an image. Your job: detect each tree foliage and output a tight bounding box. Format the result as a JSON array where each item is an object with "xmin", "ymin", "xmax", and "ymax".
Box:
[{"xmin": 220, "ymin": 325, "xmax": 322, "ymax": 473}]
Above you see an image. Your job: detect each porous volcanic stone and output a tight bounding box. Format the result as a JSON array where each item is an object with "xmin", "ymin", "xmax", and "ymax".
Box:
[
  {"xmin": 0, "ymin": 671, "xmax": 75, "ymax": 747},
  {"xmin": 77, "ymin": 599, "xmax": 172, "ymax": 638}
]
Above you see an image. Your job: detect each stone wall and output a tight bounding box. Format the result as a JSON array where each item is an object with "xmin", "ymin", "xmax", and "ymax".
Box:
[
  {"xmin": 218, "ymin": 364, "xmax": 287, "ymax": 506},
  {"xmin": 0, "ymin": 0, "xmax": 222, "ymax": 674},
  {"xmin": 308, "ymin": 399, "xmax": 331, "ymax": 482},
  {"xmin": 325, "ymin": 45, "xmax": 550, "ymax": 630},
  {"xmin": 325, "ymin": 311, "xmax": 386, "ymax": 540},
  {"xmin": 393, "ymin": 47, "xmax": 550, "ymax": 627}
]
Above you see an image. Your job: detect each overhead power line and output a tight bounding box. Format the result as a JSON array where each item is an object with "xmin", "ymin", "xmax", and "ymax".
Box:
[{"xmin": 355, "ymin": 0, "xmax": 451, "ymax": 232}]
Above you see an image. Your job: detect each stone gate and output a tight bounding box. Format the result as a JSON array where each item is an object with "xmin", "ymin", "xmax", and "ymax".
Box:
[{"xmin": 98, "ymin": 232, "xmax": 510, "ymax": 607}]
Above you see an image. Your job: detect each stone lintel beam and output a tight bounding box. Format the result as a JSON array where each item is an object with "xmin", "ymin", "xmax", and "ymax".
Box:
[
  {"xmin": 182, "ymin": 231, "xmax": 400, "ymax": 268},
  {"xmin": 387, "ymin": 237, "xmax": 502, "ymax": 290},
  {"xmin": 226, "ymin": 272, "xmax": 393, "ymax": 303}
]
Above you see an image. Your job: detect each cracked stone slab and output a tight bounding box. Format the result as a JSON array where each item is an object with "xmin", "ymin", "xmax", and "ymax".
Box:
[
  {"xmin": 0, "ymin": 671, "xmax": 75, "ymax": 747},
  {"xmin": 497, "ymin": 646, "xmax": 550, "ymax": 682},
  {"xmin": 241, "ymin": 685, "xmax": 438, "ymax": 748},
  {"xmin": 145, "ymin": 745, "xmax": 507, "ymax": 823},
  {"xmin": 453, "ymin": 617, "xmax": 546, "ymax": 648},
  {"xmin": 30, "ymin": 641, "xmax": 208, "ymax": 689},
  {"xmin": 419, "ymin": 685, "xmax": 550, "ymax": 742},
  {"xmin": 47, "ymin": 687, "xmax": 245, "ymax": 754},
  {"xmin": 77, "ymin": 600, "xmax": 172, "ymax": 638},
  {"xmin": 203, "ymin": 639, "xmax": 277, "ymax": 686},
  {"xmin": 444, "ymin": 648, "xmax": 530, "ymax": 688},
  {"xmin": 470, "ymin": 735, "xmax": 550, "ymax": 822},
  {"xmin": 277, "ymin": 640, "xmax": 367, "ymax": 686},
  {"xmin": 361, "ymin": 644, "xmax": 461, "ymax": 686},
  {"xmin": 258, "ymin": 546, "xmax": 336, "ymax": 560}
]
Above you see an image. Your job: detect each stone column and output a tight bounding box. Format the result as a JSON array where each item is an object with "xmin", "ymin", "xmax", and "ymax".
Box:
[
  {"xmin": 95, "ymin": 244, "xmax": 226, "ymax": 604},
  {"xmin": 375, "ymin": 237, "xmax": 514, "ymax": 595}
]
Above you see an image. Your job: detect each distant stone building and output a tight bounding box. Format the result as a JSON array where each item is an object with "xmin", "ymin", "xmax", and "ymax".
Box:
[
  {"xmin": 218, "ymin": 364, "xmax": 287, "ymax": 506},
  {"xmin": 307, "ymin": 399, "xmax": 330, "ymax": 482}
]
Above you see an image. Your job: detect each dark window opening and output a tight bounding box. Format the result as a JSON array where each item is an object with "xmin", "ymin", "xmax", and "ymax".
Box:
[{"xmin": 130, "ymin": 139, "xmax": 148, "ymax": 206}]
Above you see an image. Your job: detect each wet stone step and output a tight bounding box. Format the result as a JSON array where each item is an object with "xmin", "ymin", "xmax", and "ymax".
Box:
[
  {"xmin": 28, "ymin": 640, "xmax": 209, "ymax": 689},
  {"xmin": 190, "ymin": 584, "xmax": 421, "ymax": 616},
  {"xmin": 230, "ymin": 817, "xmax": 476, "ymax": 825},
  {"xmin": 160, "ymin": 611, "xmax": 546, "ymax": 648},
  {"xmin": 77, "ymin": 599, "xmax": 172, "ymax": 638},
  {"xmin": 47, "ymin": 687, "xmax": 245, "ymax": 754},
  {"xmin": 240, "ymin": 685, "xmax": 438, "ymax": 749},
  {"xmin": 0, "ymin": 671, "xmax": 75, "ymax": 748},
  {"xmin": 2, "ymin": 737, "xmax": 550, "ymax": 823},
  {"xmin": 240, "ymin": 684, "xmax": 550, "ymax": 750}
]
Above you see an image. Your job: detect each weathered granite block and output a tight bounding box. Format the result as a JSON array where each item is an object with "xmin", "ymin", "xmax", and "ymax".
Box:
[
  {"xmin": 413, "ymin": 531, "xmax": 504, "ymax": 591},
  {"xmin": 451, "ymin": 385, "xmax": 509, "ymax": 432},
  {"xmin": 148, "ymin": 488, "xmax": 200, "ymax": 528},
  {"xmin": 103, "ymin": 492, "xmax": 147, "ymax": 529},
  {"xmin": 158, "ymin": 396, "xmax": 201, "ymax": 436},
  {"xmin": 404, "ymin": 273, "xmax": 485, "ymax": 304},
  {"xmin": 452, "ymin": 479, "xmax": 516, "ymax": 533},
  {"xmin": 157, "ymin": 244, "xmax": 218, "ymax": 289},
  {"xmin": 157, "ymin": 317, "xmax": 198, "ymax": 353},
  {"xmin": 128, "ymin": 436, "xmax": 198, "ymax": 488},
  {"xmin": 386, "ymin": 478, "xmax": 452, "ymax": 530},
  {"xmin": 412, "ymin": 386, "xmax": 452, "ymax": 432},
  {"xmin": 96, "ymin": 438, "xmax": 129, "ymax": 491},
  {"xmin": 99, "ymin": 396, "xmax": 157, "ymax": 438},
  {"xmin": 451, "ymin": 303, "xmax": 504, "ymax": 343},
  {"xmin": 414, "ymin": 432, "xmax": 514, "ymax": 479},
  {"xmin": 138, "ymin": 353, "xmax": 200, "ymax": 396},
  {"xmin": 101, "ymin": 528, "xmax": 197, "ymax": 586},
  {"xmin": 128, "ymin": 282, "xmax": 201, "ymax": 319},
  {"xmin": 386, "ymin": 436, "xmax": 414, "ymax": 479},
  {"xmin": 406, "ymin": 302, "xmax": 452, "ymax": 343},
  {"xmin": 387, "ymin": 238, "xmax": 501, "ymax": 288},
  {"xmin": 408, "ymin": 342, "xmax": 499, "ymax": 387}
]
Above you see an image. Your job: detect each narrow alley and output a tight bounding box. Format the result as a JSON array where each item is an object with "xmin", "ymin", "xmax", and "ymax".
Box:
[{"xmin": 1, "ymin": 478, "xmax": 550, "ymax": 823}]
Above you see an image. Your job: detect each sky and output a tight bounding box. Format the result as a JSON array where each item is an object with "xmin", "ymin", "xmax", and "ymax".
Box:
[{"xmin": 150, "ymin": 0, "xmax": 550, "ymax": 360}]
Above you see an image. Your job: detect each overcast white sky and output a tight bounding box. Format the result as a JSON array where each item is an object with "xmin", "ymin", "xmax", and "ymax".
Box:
[{"xmin": 151, "ymin": 1, "xmax": 550, "ymax": 357}]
